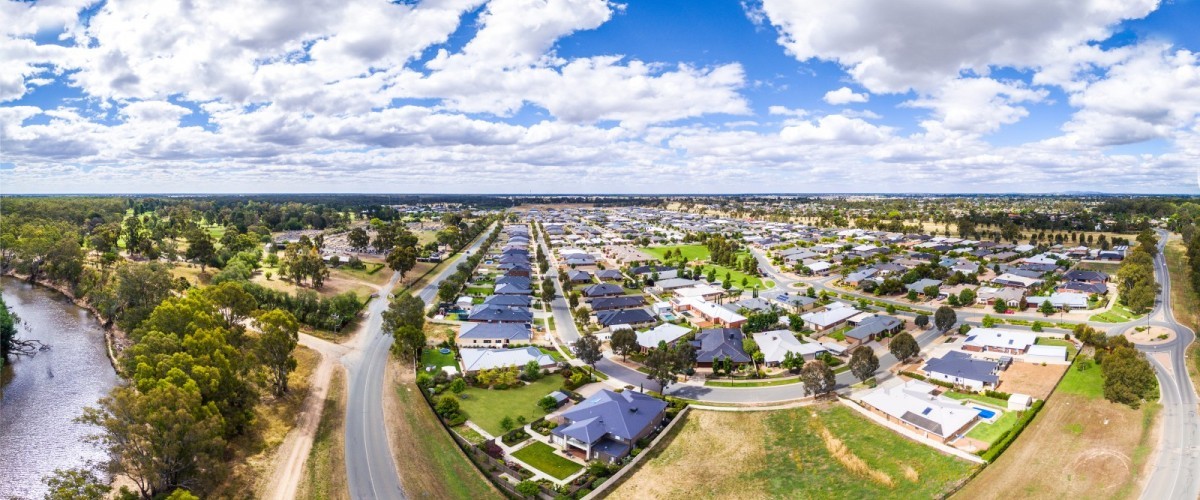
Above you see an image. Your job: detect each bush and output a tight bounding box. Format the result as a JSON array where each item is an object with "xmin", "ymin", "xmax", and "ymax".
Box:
[
  {"xmin": 984, "ymin": 389, "xmax": 1012, "ymax": 400},
  {"xmin": 979, "ymin": 400, "xmax": 1045, "ymax": 462}
]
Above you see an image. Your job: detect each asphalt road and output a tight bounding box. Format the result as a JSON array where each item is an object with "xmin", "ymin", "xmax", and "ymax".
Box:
[
  {"xmin": 1135, "ymin": 231, "xmax": 1200, "ymax": 500},
  {"xmin": 343, "ymin": 224, "xmax": 494, "ymax": 500}
]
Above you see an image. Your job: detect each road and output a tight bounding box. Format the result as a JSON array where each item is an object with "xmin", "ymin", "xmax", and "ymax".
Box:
[
  {"xmin": 1135, "ymin": 231, "xmax": 1200, "ymax": 500},
  {"xmin": 343, "ymin": 224, "xmax": 494, "ymax": 500}
]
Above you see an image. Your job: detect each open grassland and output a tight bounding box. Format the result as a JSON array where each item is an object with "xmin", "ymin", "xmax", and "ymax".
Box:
[
  {"xmin": 459, "ymin": 375, "xmax": 563, "ymax": 436},
  {"xmin": 208, "ymin": 346, "xmax": 320, "ymax": 497},
  {"xmin": 296, "ymin": 368, "xmax": 348, "ymax": 500},
  {"xmin": 956, "ymin": 359, "xmax": 1160, "ymax": 499},
  {"xmin": 613, "ymin": 404, "xmax": 976, "ymax": 499},
  {"xmin": 639, "ymin": 244, "xmax": 710, "ymax": 262},
  {"xmin": 385, "ymin": 362, "xmax": 500, "ymax": 500}
]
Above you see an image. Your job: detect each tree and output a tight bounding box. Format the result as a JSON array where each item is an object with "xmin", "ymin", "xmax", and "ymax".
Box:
[
  {"xmin": 42, "ymin": 467, "xmax": 113, "ymax": 500},
  {"xmin": 993, "ymin": 300, "xmax": 1008, "ymax": 314},
  {"xmin": 610, "ymin": 328, "xmax": 638, "ymax": 361},
  {"xmin": 387, "ymin": 244, "xmax": 419, "ymax": 280},
  {"xmin": 848, "ymin": 346, "xmax": 879, "ymax": 383},
  {"xmin": 914, "ymin": 313, "xmax": 929, "ymax": 329},
  {"xmin": 185, "ymin": 231, "xmax": 216, "ymax": 273},
  {"xmin": 435, "ymin": 394, "xmax": 461, "ymax": 419},
  {"xmin": 383, "ymin": 294, "xmax": 427, "ymax": 363},
  {"xmin": 889, "ymin": 332, "xmax": 919, "ymax": 362},
  {"xmin": 1039, "ymin": 300, "xmax": 1056, "ymax": 316},
  {"xmin": 516, "ymin": 480, "xmax": 540, "ymax": 498},
  {"xmin": 800, "ymin": 360, "xmax": 835, "ymax": 397},
  {"xmin": 923, "ymin": 285, "xmax": 940, "ymax": 298},
  {"xmin": 787, "ymin": 313, "xmax": 804, "ymax": 333},
  {"xmin": 1102, "ymin": 346, "xmax": 1158, "ymax": 408},
  {"xmin": 644, "ymin": 342, "xmax": 675, "ymax": 393},
  {"xmin": 906, "ymin": 290, "xmax": 919, "ymax": 301},
  {"xmin": 256, "ymin": 309, "xmax": 299, "ymax": 396},
  {"xmin": 540, "ymin": 277, "xmax": 555, "ymax": 303},
  {"xmin": 981, "ymin": 315, "xmax": 998, "ymax": 328},
  {"xmin": 572, "ymin": 334, "xmax": 602, "ymax": 379},
  {"xmin": 947, "ymin": 294, "xmax": 960, "ymax": 307},
  {"xmin": 958, "ymin": 288, "xmax": 976, "ymax": 305},
  {"xmin": 537, "ymin": 395, "xmax": 559, "ymax": 412},
  {"xmin": 80, "ymin": 382, "xmax": 226, "ymax": 499},
  {"xmin": 347, "ymin": 227, "xmax": 370, "ymax": 251},
  {"xmin": 781, "ymin": 351, "xmax": 803, "ymax": 373},
  {"xmin": 500, "ymin": 416, "xmax": 514, "ymax": 432},
  {"xmin": 934, "ymin": 305, "xmax": 956, "ymax": 332}
]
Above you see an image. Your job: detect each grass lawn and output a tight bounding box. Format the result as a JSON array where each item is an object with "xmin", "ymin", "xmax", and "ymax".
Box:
[
  {"xmin": 639, "ymin": 244, "xmax": 710, "ymax": 262},
  {"xmin": 1035, "ymin": 337, "xmax": 1078, "ymax": 358},
  {"xmin": 420, "ymin": 348, "xmax": 457, "ymax": 370},
  {"xmin": 705, "ymin": 378, "xmax": 800, "ymax": 388},
  {"xmin": 1088, "ymin": 302, "xmax": 1143, "ymax": 323},
  {"xmin": 827, "ymin": 325, "xmax": 850, "ymax": 342},
  {"xmin": 389, "ymin": 367, "xmax": 500, "ymax": 499},
  {"xmin": 332, "ymin": 262, "xmax": 390, "ymax": 286},
  {"xmin": 452, "ymin": 424, "xmax": 489, "ymax": 445},
  {"xmin": 965, "ymin": 410, "xmax": 1020, "ymax": 445},
  {"xmin": 511, "ymin": 442, "xmax": 583, "ymax": 480},
  {"xmin": 465, "ymin": 285, "xmax": 494, "ymax": 296},
  {"xmin": 538, "ymin": 347, "xmax": 566, "ymax": 362},
  {"xmin": 1056, "ymin": 358, "xmax": 1104, "ymax": 399},
  {"xmin": 614, "ymin": 405, "xmax": 976, "ymax": 498},
  {"xmin": 459, "ymin": 375, "xmax": 564, "ymax": 435},
  {"xmin": 699, "ymin": 264, "xmax": 767, "ymax": 290}
]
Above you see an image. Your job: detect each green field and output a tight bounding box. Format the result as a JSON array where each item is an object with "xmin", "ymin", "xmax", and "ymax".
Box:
[
  {"xmin": 640, "ymin": 245, "xmax": 710, "ymax": 262},
  {"xmin": 511, "ymin": 442, "xmax": 583, "ymax": 480},
  {"xmin": 965, "ymin": 410, "xmax": 1020, "ymax": 444},
  {"xmin": 393, "ymin": 381, "xmax": 500, "ymax": 499},
  {"xmin": 1056, "ymin": 358, "xmax": 1104, "ymax": 398},
  {"xmin": 698, "ymin": 264, "xmax": 768, "ymax": 290},
  {"xmin": 420, "ymin": 348, "xmax": 457, "ymax": 370},
  {"xmin": 459, "ymin": 375, "xmax": 563, "ymax": 435}
]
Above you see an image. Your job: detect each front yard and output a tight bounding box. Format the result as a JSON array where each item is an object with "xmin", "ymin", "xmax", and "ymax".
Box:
[
  {"xmin": 511, "ymin": 442, "xmax": 583, "ymax": 480},
  {"xmin": 459, "ymin": 375, "xmax": 565, "ymax": 436}
]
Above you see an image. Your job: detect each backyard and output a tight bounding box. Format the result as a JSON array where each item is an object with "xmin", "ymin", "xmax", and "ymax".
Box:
[
  {"xmin": 511, "ymin": 442, "xmax": 583, "ymax": 480},
  {"xmin": 459, "ymin": 375, "xmax": 565, "ymax": 436},
  {"xmin": 613, "ymin": 404, "xmax": 977, "ymax": 498},
  {"xmin": 965, "ymin": 410, "xmax": 1020, "ymax": 446}
]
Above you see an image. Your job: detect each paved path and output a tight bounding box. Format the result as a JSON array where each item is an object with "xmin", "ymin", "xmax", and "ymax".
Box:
[{"xmin": 344, "ymin": 224, "xmax": 495, "ymax": 500}]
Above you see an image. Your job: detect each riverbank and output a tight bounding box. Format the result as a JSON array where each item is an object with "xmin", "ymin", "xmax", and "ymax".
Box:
[{"xmin": 1, "ymin": 270, "xmax": 128, "ymax": 377}]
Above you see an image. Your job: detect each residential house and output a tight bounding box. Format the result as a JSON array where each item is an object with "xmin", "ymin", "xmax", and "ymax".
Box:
[
  {"xmin": 844, "ymin": 315, "xmax": 903, "ymax": 346},
  {"xmin": 466, "ymin": 304, "xmax": 533, "ymax": 323},
  {"xmin": 457, "ymin": 323, "xmax": 532, "ymax": 348},
  {"xmin": 459, "ymin": 347, "xmax": 556, "ymax": 374},
  {"xmin": 636, "ymin": 323, "xmax": 692, "ymax": 351},
  {"xmin": 962, "ymin": 328, "xmax": 1036, "ymax": 354},
  {"xmin": 550, "ymin": 390, "xmax": 668, "ymax": 463},
  {"xmin": 673, "ymin": 297, "xmax": 747, "ymax": 328},
  {"xmin": 860, "ymin": 380, "xmax": 979, "ymax": 443},
  {"xmin": 1028, "ymin": 292, "xmax": 1089, "ymax": 310},
  {"xmin": 582, "ymin": 283, "xmax": 625, "ymax": 299},
  {"xmin": 801, "ymin": 302, "xmax": 859, "ymax": 333},
  {"xmin": 691, "ymin": 328, "xmax": 752, "ymax": 367},
  {"xmin": 590, "ymin": 295, "xmax": 647, "ymax": 311},
  {"xmin": 596, "ymin": 308, "xmax": 656, "ymax": 328},
  {"xmin": 922, "ymin": 351, "xmax": 1000, "ymax": 391},
  {"xmin": 567, "ymin": 269, "xmax": 593, "ymax": 283},
  {"xmin": 753, "ymin": 330, "xmax": 827, "ymax": 364}
]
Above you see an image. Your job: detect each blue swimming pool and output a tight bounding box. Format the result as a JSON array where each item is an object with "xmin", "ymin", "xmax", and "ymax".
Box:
[{"xmin": 973, "ymin": 407, "xmax": 997, "ymax": 419}]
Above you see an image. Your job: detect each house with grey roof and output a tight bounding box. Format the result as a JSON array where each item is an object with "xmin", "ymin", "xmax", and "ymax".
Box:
[
  {"xmin": 590, "ymin": 295, "xmax": 647, "ymax": 311},
  {"xmin": 484, "ymin": 295, "xmax": 532, "ymax": 307},
  {"xmin": 466, "ymin": 304, "xmax": 533, "ymax": 323},
  {"xmin": 922, "ymin": 351, "xmax": 1000, "ymax": 391},
  {"xmin": 595, "ymin": 269, "xmax": 624, "ymax": 281},
  {"xmin": 905, "ymin": 278, "xmax": 943, "ymax": 296},
  {"xmin": 582, "ymin": 283, "xmax": 624, "ymax": 299},
  {"xmin": 550, "ymin": 389, "xmax": 668, "ymax": 463},
  {"xmin": 459, "ymin": 347, "xmax": 556, "ymax": 374},
  {"xmin": 457, "ymin": 323, "xmax": 532, "ymax": 348},
  {"xmin": 691, "ymin": 328, "xmax": 751, "ymax": 366},
  {"xmin": 844, "ymin": 315, "xmax": 902, "ymax": 346},
  {"xmin": 596, "ymin": 308, "xmax": 655, "ymax": 328}
]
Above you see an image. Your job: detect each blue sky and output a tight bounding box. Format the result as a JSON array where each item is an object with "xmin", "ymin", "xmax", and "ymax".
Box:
[{"xmin": 1, "ymin": 0, "xmax": 1199, "ymax": 194}]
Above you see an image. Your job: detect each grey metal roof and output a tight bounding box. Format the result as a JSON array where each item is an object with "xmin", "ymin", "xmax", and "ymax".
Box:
[
  {"xmin": 923, "ymin": 351, "xmax": 999, "ymax": 384},
  {"xmin": 458, "ymin": 323, "xmax": 531, "ymax": 341},
  {"xmin": 693, "ymin": 328, "xmax": 751, "ymax": 363},
  {"xmin": 845, "ymin": 315, "xmax": 901, "ymax": 341},
  {"xmin": 596, "ymin": 308, "xmax": 654, "ymax": 326},
  {"xmin": 553, "ymin": 389, "xmax": 667, "ymax": 442}
]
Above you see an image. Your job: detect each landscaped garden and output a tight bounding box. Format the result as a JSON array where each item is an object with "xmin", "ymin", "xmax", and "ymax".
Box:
[
  {"xmin": 1089, "ymin": 302, "xmax": 1143, "ymax": 323},
  {"xmin": 459, "ymin": 375, "xmax": 565, "ymax": 435},
  {"xmin": 511, "ymin": 442, "xmax": 583, "ymax": 480},
  {"xmin": 965, "ymin": 410, "xmax": 1020, "ymax": 445}
]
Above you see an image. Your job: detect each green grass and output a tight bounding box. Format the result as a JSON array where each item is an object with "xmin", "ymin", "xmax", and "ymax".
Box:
[
  {"xmin": 754, "ymin": 405, "xmax": 977, "ymax": 498},
  {"xmin": 511, "ymin": 442, "xmax": 583, "ymax": 480},
  {"xmin": 827, "ymin": 325, "xmax": 850, "ymax": 341},
  {"xmin": 452, "ymin": 424, "xmax": 489, "ymax": 445},
  {"xmin": 459, "ymin": 375, "xmax": 564, "ymax": 435},
  {"xmin": 639, "ymin": 244, "xmax": 710, "ymax": 262},
  {"xmin": 941, "ymin": 391, "xmax": 1009, "ymax": 408},
  {"xmin": 538, "ymin": 347, "xmax": 566, "ymax": 362},
  {"xmin": 465, "ymin": 285, "xmax": 494, "ymax": 296},
  {"xmin": 1089, "ymin": 303, "xmax": 1143, "ymax": 323},
  {"xmin": 393, "ymin": 381, "xmax": 499, "ymax": 499},
  {"xmin": 1056, "ymin": 359, "xmax": 1104, "ymax": 399},
  {"xmin": 705, "ymin": 377, "xmax": 801, "ymax": 388},
  {"xmin": 966, "ymin": 410, "xmax": 1020, "ymax": 444},
  {"xmin": 699, "ymin": 264, "xmax": 767, "ymax": 290},
  {"xmin": 420, "ymin": 348, "xmax": 457, "ymax": 370},
  {"xmin": 1035, "ymin": 337, "xmax": 1078, "ymax": 358}
]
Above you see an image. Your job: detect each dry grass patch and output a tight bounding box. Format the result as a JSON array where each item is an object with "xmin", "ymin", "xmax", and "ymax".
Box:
[
  {"xmin": 814, "ymin": 422, "xmax": 894, "ymax": 487},
  {"xmin": 956, "ymin": 394, "xmax": 1159, "ymax": 500},
  {"xmin": 1000, "ymin": 361, "xmax": 1069, "ymax": 399},
  {"xmin": 296, "ymin": 367, "xmax": 349, "ymax": 500}
]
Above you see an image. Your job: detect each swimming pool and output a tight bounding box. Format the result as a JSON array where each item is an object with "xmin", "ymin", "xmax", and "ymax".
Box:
[{"xmin": 973, "ymin": 407, "xmax": 997, "ymax": 419}]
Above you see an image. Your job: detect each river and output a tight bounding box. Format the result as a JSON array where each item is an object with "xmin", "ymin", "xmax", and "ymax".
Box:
[{"xmin": 0, "ymin": 276, "xmax": 119, "ymax": 499}]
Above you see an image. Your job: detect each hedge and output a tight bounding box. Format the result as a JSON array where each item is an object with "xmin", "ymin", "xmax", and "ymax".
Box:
[{"xmin": 979, "ymin": 400, "xmax": 1046, "ymax": 462}]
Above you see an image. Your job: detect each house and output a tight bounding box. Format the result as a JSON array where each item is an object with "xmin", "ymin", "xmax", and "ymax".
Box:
[
  {"xmin": 844, "ymin": 269, "xmax": 878, "ymax": 287},
  {"xmin": 484, "ymin": 295, "xmax": 532, "ymax": 307},
  {"xmin": 466, "ymin": 304, "xmax": 533, "ymax": 323},
  {"xmin": 805, "ymin": 261, "xmax": 833, "ymax": 275},
  {"xmin": 459, "ymin": 347, "xmax": 556, "ymax": 374},
  {"xmin": 567, "ymin": 269, "xmax": 593, "ymax": 283},
  {"xmin": 1027, "ymin": 344, "xmax": 1068, "ymax": 362},
  {"xmin": 922, "ymin": 351, "xmax": 1000, "ymax": 391},
  {"xmin": 1057, "ymin": 281, "xmax": 1107, "ymax": 295},
  {"xmin": 753, "ymin": 330, "xmax": 827, "ymax": 364},
  {"xmin": 860, "ymin": 380, "xmax": 979, "ymax": 443},
  {"xmin": 595, "ymin": 269, "xmax": 624, "ymax": 281},
  {"xmin": 582, "ymin": 283, "xmax": 625, "ymax": 299},
  {"xmin": 844, "ymin": 315, "xmax": 902, "ymax": 346},
  {"xmin": 629, "ymin": 265, "xmax": 678, "ymax": 280},
  {"xmin": 962, "ymin": 328, "xmax": 1036, "ymax": 354},
  {"xmin": 691, "ymin": 328, "xmax": 752, "ymax": 367},
  {"xmin": 590, "ymin": 295, "xmax": 647, "ymax": 311},
  {"xmin": 992, "ymin": 273, "xmax": 1042, "ymax": 289},
  {"xmin": 493, "ymin": 283, "xmax": 533, "ymax": 295},
  {"xmin": 550, "ymin": 389, "xmax": 668, "ymax": 463},
  {"xmin": 1063, "ymin": 269, "xmax": 1108, "ymax": 284},
  {"xmin": 564, "ymin": 254, "xmax": 597, "ymax": 266},
  {"xmin": 1028, "ymin": 292, "xmax": 1089, "ymax": 310},
  {"xmin": 769, "ymin": 293, "xmax": 818, "ymax": 313},
  {"xmin": 673, "ymin": 284, "xmax": 726, "ymax": 302},
  {"xmin": 801, "ymin": 303, "xmax": 859, "ymax": 333},
  {"xmin": 636, "ymin": 323, "xmax": 692, "ymax": 351},
  {"xmin": 905, "ymin": 278, "xmax": 943, "ymax": 295},
  {"xmin": 653, "ymin": 278, "xmax": 699, "ymax": 292},
  {"xmin": 976, "ymin": 286, "xmax": 1025, "ymax": 307},
  {"xmin": 673, "ymin": 297, "xmax": 747, "ymax": 328},
  {"xmin": 596, "ymin": 308, "xmax": 656, "ymax": 328},
  {"xmin": 457, "ymin": 323, "xmax": 532, "ymax": 347}
]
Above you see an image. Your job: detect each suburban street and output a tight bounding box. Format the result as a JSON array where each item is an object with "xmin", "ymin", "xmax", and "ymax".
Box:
[{"xmin": 343, "ymin": 224, "xmax": 494, "ymax": 500}]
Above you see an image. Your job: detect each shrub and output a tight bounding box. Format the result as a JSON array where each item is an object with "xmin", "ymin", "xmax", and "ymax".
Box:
[{"xmin": 980, "ymin": 401, "xmax": 1045, "ymax": 462}]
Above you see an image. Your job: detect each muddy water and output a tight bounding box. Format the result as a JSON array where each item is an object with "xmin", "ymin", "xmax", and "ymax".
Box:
[{"xmin": 0, "ymin": 276, "xmax": 118, "ymax": 499}]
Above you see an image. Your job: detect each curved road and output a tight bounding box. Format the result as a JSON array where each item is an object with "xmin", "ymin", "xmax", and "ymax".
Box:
[{"xmin": 344, "ymin": 224, "xmax": 494, "ymax": 500}]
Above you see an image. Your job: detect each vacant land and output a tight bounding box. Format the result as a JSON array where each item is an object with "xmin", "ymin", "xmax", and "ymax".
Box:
[
  {"xmin": 640, "ymin": 244, "xmax": 710, "ymax": 262},
  {"xmin": 956, "ymin": 360, "xmax": 1160, "ymax": 499},
  {"xmin": 999, "ymin": 361, "xmax": 1069, "ymax": 399},
  {"xmin": 614, "ymin": 405, "xmax": 976, "ymax": 499},
  {"xmin": 459, "ymin": 375, "xmax": 563, "ymax": 436},
  {"xmin": 1075, "ymin": 261, "xmax": 1124, "ymax": 275},
  {"xmin": 385, "ymin": 362, "xmax": 500, "ymax": 499},
  {"xmin": 1090, "ymin": 303, "xmax": 1142, "ymax": 323},
  {"xmin": 296, "ymin": 368, "xmax": 348, "ymax": 500},
  {"xmin": 1164, "ymin": 237, "xmax": 1200, "ymax": 391},
  {"xmin": 511, "ymin": 442, "xmax": 583, "ymax": 480}
]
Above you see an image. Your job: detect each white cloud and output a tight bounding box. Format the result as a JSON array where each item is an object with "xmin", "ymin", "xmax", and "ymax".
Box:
[
  {"xmin": 823, "ymin": 87, "xmax": 868, "ymax": 105},
  {"xmin": 779, "ymin": 114, "xmax": 892, "ymax": 144},
  {"xmin": 906, "ymin": 78, "xmax": 1046, "ymax": 135}
]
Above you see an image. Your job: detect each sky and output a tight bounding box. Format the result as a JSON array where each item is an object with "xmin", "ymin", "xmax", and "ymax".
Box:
[{"xmin": 1, "ymin": 0, "xmax": 1199, "ymax": 194}]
